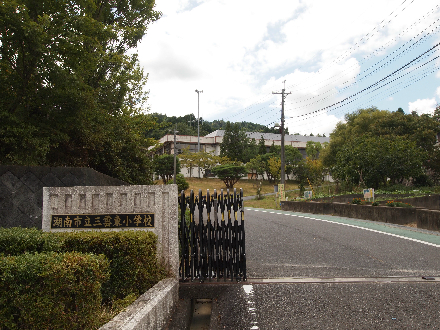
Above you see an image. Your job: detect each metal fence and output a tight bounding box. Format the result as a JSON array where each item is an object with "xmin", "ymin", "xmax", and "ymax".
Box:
[{"xmin": 178, "ymin": 188, "xmax": 246, "ymax": 282}]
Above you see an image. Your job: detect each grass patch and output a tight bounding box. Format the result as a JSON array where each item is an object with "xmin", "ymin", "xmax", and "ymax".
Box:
[
  {"xmin": 244, "ymin": 195, "xmax": 282, "ymax": 209},
  {"xmin": 183, "ymin": 178, "xmax": 299, "ymax": 197}
]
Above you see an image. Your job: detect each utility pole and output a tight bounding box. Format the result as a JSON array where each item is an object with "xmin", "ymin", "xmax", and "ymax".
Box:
[
  {"xmin": 173, "ymin": 124, "xmax": 179, "ymax": 185},
  {"xmin": 272, "ymin": 81, "xmax": 291, "ymax": 185},
  {"xmin": 195, "ymin": 89, "xmax": 203, "ymax": 178}
]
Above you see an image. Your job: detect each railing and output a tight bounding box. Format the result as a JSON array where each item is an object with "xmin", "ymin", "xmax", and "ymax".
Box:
[{"xmin": 178, "ymin": 188, "xmax": 246, "ymax": 282}]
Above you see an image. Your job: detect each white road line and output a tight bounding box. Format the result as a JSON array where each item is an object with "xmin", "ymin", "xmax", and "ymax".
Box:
[
  {"xmin": 243, "ymin": 284, "xmax": 259, "ymax": 330},
  {"xmin": 246, "ymin": 208, "xmax": 440, "ymax": 248}
]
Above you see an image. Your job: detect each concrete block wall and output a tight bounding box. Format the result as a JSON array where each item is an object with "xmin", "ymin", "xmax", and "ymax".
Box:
[
  {"xmin": 0, "ymin": 166, "xmax": 127, "ymax": 228},
  {"xmin": 281, "ymin": 201, "xmax": 440, "ymax": 231}
]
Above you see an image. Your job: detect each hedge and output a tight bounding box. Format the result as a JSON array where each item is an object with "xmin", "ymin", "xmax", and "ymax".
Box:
[
  {"xmin": 54, "ymin": 230, "xmax": 167, "ymax": 302},
  {"xmin": 0, "ymin": 228, "xmax": 168, "ymax": 319},
  {"xmin": 0, "ymin": 228, "xmax": 61, "ymax": 256},
  {"xmin": 0, "ymin": 252, "xmax": 109, "ymax": 330}
]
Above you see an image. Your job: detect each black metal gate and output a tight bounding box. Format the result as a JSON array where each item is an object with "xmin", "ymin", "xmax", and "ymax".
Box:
[{"xmin": 178, "ymin": 188, "xmax": 246, "ymax": 282}]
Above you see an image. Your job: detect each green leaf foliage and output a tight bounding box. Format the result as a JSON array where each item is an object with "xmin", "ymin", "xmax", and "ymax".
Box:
[
  {"xmin": 212, "ymin": 164, "xmax": 247, "ymax": 188},
  {"xmin": 54, "ymin": 230, "xmax": 167, "ymax": 302},
  {"xmin": 0, "ymin": 0, "xmax": 160, "ymax": 184},
  {"xmin": 0, "ymin": 227, "xmax": 61, "ymax": 256},
  {"xmin": 322, "ymin": 107, "xmax": 440, "ymax": 189},
  {"xmin": 167, "ymin": 173, "xmax": 189, "ymax": 193},
  {"xmin": 154, "ymin": 154, "xmax": 180, "ymax": 184},
  {"xmin": 220, "ymin": 122, "xmax": 250, "ymax": 163},
  {"xmin": 0, "ymin": 252, "xmax": 109, "ymax": 329},
  {"xmin": 0, "ymin": 228, "xmax": 167, "ymax": 305}
]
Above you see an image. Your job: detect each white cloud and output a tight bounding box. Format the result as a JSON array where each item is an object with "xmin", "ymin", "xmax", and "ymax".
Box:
[
  {"xmin": 436, "ymin": 86, "xmax": 440, "ymax": 99},
  {"xmin": 138, "ymin": 0, "xmax": 440, "ymax": 133},
  {"xmin": 408, "ymin": 98, "xmax": 437, "ymax": 115}
]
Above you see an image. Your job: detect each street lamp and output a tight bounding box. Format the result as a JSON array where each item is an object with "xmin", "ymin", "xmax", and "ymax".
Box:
[{"xmin": 195, "ymin": 89, "xmax": 203, "ymax": 178}]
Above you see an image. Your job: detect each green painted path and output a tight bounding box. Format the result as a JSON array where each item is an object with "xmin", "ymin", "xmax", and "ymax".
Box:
[{"xmin": 245, "ymin": 207, "xmax": 440, "ymax": 247}]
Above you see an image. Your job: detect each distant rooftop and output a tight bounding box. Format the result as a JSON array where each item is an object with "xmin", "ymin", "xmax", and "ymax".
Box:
[{"xmin": 204, "ymin": 130, "xmax": 330, "ymax": 143}]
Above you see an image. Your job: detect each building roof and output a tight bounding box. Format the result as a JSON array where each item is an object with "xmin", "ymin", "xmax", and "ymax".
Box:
[{"xmin": 205, "ymin": 130, "xmax": 330, "ymax": 143}]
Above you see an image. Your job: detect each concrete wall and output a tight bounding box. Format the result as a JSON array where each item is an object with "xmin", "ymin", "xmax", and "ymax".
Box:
[
  {"xmin": 281, "ymin": 201, "xmax": 440, "ymax": 231},
  {"xmin": 0, "ymin": 166, "xmax": 127, "ymax": 228},
  {"xmin": 99, "ymin": 278, "xmax": 179, "ymax": 330}
]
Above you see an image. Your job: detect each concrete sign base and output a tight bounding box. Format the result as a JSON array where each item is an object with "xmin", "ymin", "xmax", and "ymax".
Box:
[{"xmin": 43, "ymin": 184, "xmax": 179, "ymax": 278}]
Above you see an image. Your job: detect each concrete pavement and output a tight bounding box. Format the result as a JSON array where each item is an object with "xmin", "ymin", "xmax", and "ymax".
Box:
[{"xmin": 166, "ymin": 209, "xmax": 440, "ymax": 329}]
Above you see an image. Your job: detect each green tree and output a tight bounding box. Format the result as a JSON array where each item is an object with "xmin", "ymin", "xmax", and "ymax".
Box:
[
  {"xmin": 305, "ymin": 141, "xmax": 322, "ymax": 160},
  {"xmin": 259, "ymin": 153, "xmax": 278, "ymax": 182},
  {"xmin": 178, "ymin": 147, "xmax": 198, "ymax": 178},
  {"xmin": 258, "ymin": 135, "xmax": 267, "ymax": 155},
  {"xmin": 220, "ymin": 122, "xmax": 249, "ymax": 162},
  {"xmin": 0, "ymin": 0, "xmax": 160, "ymax": 183},
  {"xmin": 211, "ymin": 164, "xmax": 247, "ymax": 188},
  {"xmin": 246, "ymin": 155, "xmax": 265, "ymax": 180},
  {"xmin": 268, "ymin": 156, "xmax": 281, "ymax": 184},
  {"xmin": 284, "ymin": 146, "xmax": 303, "ymax": 179},
  {"xmin": 195, "ymin": 151, "xmax": 220, "ymax": 178},
  {"xmin": 245, "ymin": 138, "xmax": 258, "ymax": 163},
  {"xmin": 269, "ymin": 142, "xmax": 280, "ymax": 154},
  {"xmin": 154, "ymin": 154, "xmax": 180, "ymax": 184},
  {"xmin": 322, "ymin": 107, "xmax": 440, "ymax": 188}
]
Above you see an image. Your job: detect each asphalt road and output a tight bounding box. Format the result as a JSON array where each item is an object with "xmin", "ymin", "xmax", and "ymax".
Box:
[{"xmin": 169, "ymin": 208, "xmax": 440, "ymax": 329}]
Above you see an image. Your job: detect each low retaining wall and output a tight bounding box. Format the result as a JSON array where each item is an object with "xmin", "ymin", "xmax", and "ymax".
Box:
[
  {"xmin": 99, "ymin": 278, "xmax": 179, "ymax": 330},
  {"xmin": 281, "ymin": 201, "xmax": 440, "ymax": 231},
  {"xmin": 313, "ymin": 194, "xmax": 440, "ymax": 210}
]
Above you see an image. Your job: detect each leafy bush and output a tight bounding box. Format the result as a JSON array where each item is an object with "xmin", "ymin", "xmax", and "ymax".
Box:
[
  {"xmin": 351, "ymin": 198, "xmax": 365, "ymax": 205},
  {"xmin": 54, "ymin": 231, "xmax": 167, "ymax": 302},
  {"xmin": 0, "ymin": 227, "xmax": 61, "ymax": 256},
  {"xmin": 167, "ymin": 173, "xmax": 189, "ymax": 192},
  {"xmin": 0, "ymin": 252, "xmax": 109, "ymax": 329},
  {"xmin": 0, "ymin": 229, "xmax": 167, "ymax": 304}
]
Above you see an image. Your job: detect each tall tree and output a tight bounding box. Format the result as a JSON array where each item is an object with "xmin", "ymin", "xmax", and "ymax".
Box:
[
  {"xmin": 0, "ymin": 0, "xmax": 160, "ymax": 183},
  {"xmin": 305, "ymin": 141, "xmax": 322, "ymax": 160},
  {"xmin": 220, "ymin": 121, "xmax": 249, "ymax": 162},
  {"xmin": 153, "ymin": 154, "xmax": 180, "ymax": 184},
  {"xmin": 322, "ymin": 107, "xmax": 439, "ymax": 188},
  {"xmin": 258, "ymin": 135, "xmax": 267, "ymax": 155}
]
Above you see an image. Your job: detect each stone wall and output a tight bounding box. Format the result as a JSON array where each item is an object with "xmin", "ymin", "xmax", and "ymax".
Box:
[
  {"xmin": 281, "ymin": 201, "xmax": 440, "ymax": 232},
  {"xmin": 42, "ymin": 185, "xmax": 179, "ymax": 278},
  {"xmin": 0, "ymin": 166, "xmax": 127, "ymax": 228}
]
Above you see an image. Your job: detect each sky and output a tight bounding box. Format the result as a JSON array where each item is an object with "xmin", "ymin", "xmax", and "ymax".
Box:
[{"xmin": 137, "ymin": 0, "xmax": 440, "ymax": 136}]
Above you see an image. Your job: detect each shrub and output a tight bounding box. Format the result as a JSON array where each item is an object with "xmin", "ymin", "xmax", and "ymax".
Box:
[
  {"xmin": 351, "ymin": 198, "xmax": 365, "ymax": 205},
  {"xmin": 0, "ymin": 227, "xmax": 61, "ymax": 256},
  {"xmin": 167, "ymin": 173, "xmax": 189, "ymax": 192},
  {"xmin": 0, "ymin": 252, "xmax": 109, "ymax": 329},
  {"xmin": 386, "ymin": 200, "xmax": 412, "ymax": 208},
  {"xmin": 54, "ymin": 230, "xmax": 167, "ymax": 302},
  {"xmin": 0, "ymin": 229, "xmax": 168, "ymax": 304}
]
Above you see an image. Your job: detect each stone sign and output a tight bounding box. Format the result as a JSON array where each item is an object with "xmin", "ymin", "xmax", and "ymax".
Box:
[
  {"xmin": 42, "ymin": 185, "xmax": 178, "ymax": 278},
  {"xmin": 50, "ymin": 213, "xmax": 155, "ymax": 229}
]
